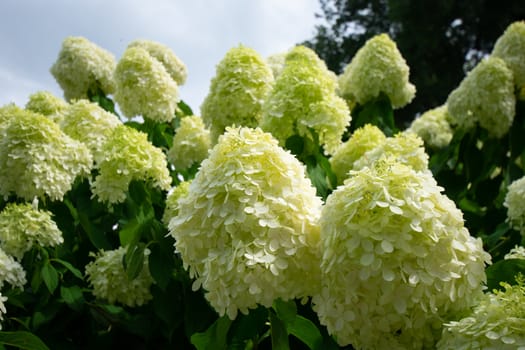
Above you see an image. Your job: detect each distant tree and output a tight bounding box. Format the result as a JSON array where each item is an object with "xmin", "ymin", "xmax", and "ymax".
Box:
[{"xmin": 303, "ymin": 0, "xmax": 525, "ymax": 126}]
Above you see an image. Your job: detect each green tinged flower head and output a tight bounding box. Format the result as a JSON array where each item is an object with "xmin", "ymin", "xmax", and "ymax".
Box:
[
  {"xmin": 437, "ymin": 275, "xmax": 525, "ymax": 349},
  {"xmin": 330, "ymin": 124, "xmax": 386, "ymax": 185},
  {"xmin": 91, "ymin": 124, "xmax": 171, "ymax": 204},
  {"xmin": 201, "ymin": 45, "xmax": 274, "ymax": 143},
  {"xmin": 505, "ymin": 245, "xmax": 525, "ymax": 260},
  {"xmin": 446, "ymin": 56, "xmax": 516, "ymax": 138},
  {"xmin": 261, "ymin": 46, "xmax": 350, "ymax": 155},
  {"xmin": 492, "ymin": 21, "xmax": 525, "ymax": 91},
  {"xmin": 60, "ymin": 99, "xmax": 122, "ymax": 159},
  {"xmin": 25, "ymin": 91, "xmax": 68, "ymax": 123},
  {"xmin": 313, "ymin": 158, "xmax": 490, "ymax": 348},
  {"xmin": 0, "ymin": 202, "xmax": 63, "ymax": 260},
  {"xmin": 50, "ymin": 36, "xmax": 116, "ymax": 101},
  {"xmin": 0, "ymin": 109, "xmax": 92, "ymax": 201},
  {"xmin": 408, "ymin": 105, "xmax": 453, "ymax": 149},
  {"xmin": 85, "ymin": 246, "xmax": 154, "ymax": 307},
  {"xmin": 0, "ymin": 104, "xmax": 23, "ymax": 130},
  {"xmin": 353, "ymin": 131, "xmax": 429, "ymax": 173},
  {"xmin": 114, "ymin": 46, "xmax": 179, "ymax": 122},
  {"xmin": 167, "ymin": 115, "xmax": 211, "ymax": 170},
  {"xmin": 338, "ymin": 33, "xmax": 416, "ymax": 109},
  {"xmin": 266, "ymin": 52, "xmax": 286, "ymax": 79},
  {"xmin": 162, "ymin": 180, "xmax": 191, "ymax": 226},
  {"xmin": 504, "ymin": 176, "xmax": 525, "ymax": 236},
  {"xmin": 128, "ymin": 39, "xmax": 187, "ymax": 85},
  {"xmin": 0, "ymin": 247, "xmax": 26, "ymax": 289},
  {"xmin": 168, "ymin": 127, "xmax": 322, "ymax": 319}
]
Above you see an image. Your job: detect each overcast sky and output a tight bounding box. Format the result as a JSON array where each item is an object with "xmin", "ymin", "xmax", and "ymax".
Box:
[{"xmin": 0, "ymin": 0, "xmax": 322, "ymax": 114}]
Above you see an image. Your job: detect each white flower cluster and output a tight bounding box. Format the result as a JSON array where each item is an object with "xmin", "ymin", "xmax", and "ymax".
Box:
[
  {"xmin": 163, "ymin": 180, "xmax": 191, "ymax": 226},
  {"xmin": 168, "ymin": 127, "xmax": 322, "ymax": 319},
  {"xmin": 25, "ymin": 91, "xmax": 68, "ymax": 123},
  {"xmin": 504, "ymin": 176, "xmax": 525, "ymax": 236},
  {"xmin": 504, "ymin": 245, "xmax": 525, "ymax": 260},
  {"xmin": 0, "ymin": 293, "xmax": 7, "ymax": 330},
  {"xmin": 437, "ymin": 276, "xmax": 525, "ymax": 350},
  {"xmin": 167, "ymin": 115, "xmax": 211, "ymax": 170},
  {"xmin": 85, "ymin": 246, "xmax": 154, "ymax": 307},
  {"xmin": 0, "ymin": 247, "xmax": 26, "ymax": 289},
  {"xmin": 0, "ymin": 108, "xmax": 92, "ymax": 201},
  {"xmin": 408, "ymin": 105, "xmax": 453, "ymax": 149},
  {"xmin": 0, "ymin": 202, "xmax": 64, "ymax": 260},
  {"xmin": 313, "ymin": 158, "xmax": 490, "ymax": 348}
]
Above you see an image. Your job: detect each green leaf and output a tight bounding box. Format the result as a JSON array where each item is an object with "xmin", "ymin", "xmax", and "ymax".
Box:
[
  {"xmin": 287, "ymin": 316, "xmax": 326, "ymax": 350},
  {"xmin": 269, "ymin": 311, "xmax": 289, "ymax": 350},
  {"xmin": 51, "ymin": 259, "xmax": 83, "ymax": 280},
  {"xmin": 60, "ymin": 285, "xmax": 84, "ymax": 311},
  {"xmin": 229, "ymin": 306, "xmax": 268, "ymax": 345},
  {"xmin": 78, "ymin": 212, "xmax": 111, "ymax": 250},
  {"xmin": 190, "ymin": 316, "xmax": 232, "ymax": 350},
  {"xmin": 41, "ymin": 262, "xmax": 59, "ymax": 294},
  {"xmin": 177, "ymin": 100, "xmax": 194, "ymax": 117},
  {"xmin": 486, "ymin": 259, "xmax": 525, "ymax": 291},
  {"xmin": 124, "ymin": 242, "xmax": 146, "ymax": 280},
  {"xmin": 0, "ymin": 331, "xmax": 49, "ymax": 350},
  {"xmin": 285, "ymin": 135, "xmax": 305, "ymax": 156},
  {"xmin": 148, "ymin": 244, "xmax": 174, "ymax": 290},
  {"xmin": 273, "ymin": 299, "xmax": 297, "ymax": 324}
]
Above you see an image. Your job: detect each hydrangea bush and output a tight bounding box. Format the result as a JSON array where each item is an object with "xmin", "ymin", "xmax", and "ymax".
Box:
[{"xmin": 0, "ymin": 21, "xmax": 524, "ymax": 350}]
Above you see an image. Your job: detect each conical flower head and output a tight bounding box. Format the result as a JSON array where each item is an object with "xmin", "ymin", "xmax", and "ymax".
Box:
[
  {"xmin": 25, "ymin": 91, "xmax": 68, "ymax": 123},
  {"xmin": 0, "ymin": 109, "xmax": 92, "ymax": 201},
  {"xmin": 437, "ymin": 276, "xmax": 525, "ymax": 349},
  {"xmin": 50, "ymin": 36, "xmax": 116, "ymax": 101},
  {"xmin": 128, "ymin": 39, "xmax": 188, "ymax": 85},
  {"xmin": 261, "ymin": 45, "xmax": 350, "ymax": 155},
  {"xmin": 201, "ymin": 45, "xmax": 274, "ymax": 142},
  {"xmin": 446, "ymin": 56, "xmax": 515, "ymax": 138},
  {"xmin": 168, "ymin": 127, "xmax": 322, "ymax": 319},
  {"xmin": 330, "ymin": 124, "xmax": 386, "ymax": 185},
  {"xmin": 492, "ymin": 21, "xmax": 525, "ymax": 91},
  {"xmin": 85, "ymin": 246, "xmax": 154, "ymax": 307},
  {"xmin": 0, "ymin": 202, "xmax": 63, "ymax": 260},
  {"xmin": 167, "ymin": 115, "xmax": 211, "ymax": 170},
  {"xmin": 114, "ymin": 46, "xmax": 179, "ymax": 122},
  {"xmin": 91, "ymin": 124, "xmax": 171, "ymax": 204},
  {"xmin": 504, "ymin": 175, "xmax": 525, "ymax": 236},
  {"xmin": 338, "ymin": 33, "xmax": 416, "ymax": 109},
  {"xmin": 60, "ymin": 99, "xmax": 122, "ymax": 159},
  {"xmin": 408, "ymin": 105, "xmax": 453, "ymax": 149},
  {"xmin": 314, "ymin": 158, "xmax": 490, "ymax": 348}
]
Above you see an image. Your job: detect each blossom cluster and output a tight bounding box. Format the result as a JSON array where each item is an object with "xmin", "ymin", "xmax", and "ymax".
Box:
[
  {"xmin": 85, "ymin": 246, "xmax": 154, "ymax": 307},
  {"xmin": 492, "ymin": 21, "xmax": 525, "ymax": 92},
  {"xmin": 504, "ymin": 175, "xmax": 525, "ymax": 236},
  {"xmin": 338, "ymin": 33, "xmax": 416, "ymax": 109},
  {"xmin": 25, "ymin": 91, "xmax": 68, "ymax": 123},
  {"xmin": 201, "ymin": 45, "xmax": 274, "ymax": 142},
  {"xmin": 313, "ymin": 158, "xmax": 490, "ymax": 348},
  {"xmin": 91, "ymin": 124, "xmax": 171, "ymax": 204},
  {"xmin": 163, "ymin": 180, "xmax": 191, "ymax": 226},
  {"xmin": 0, "ymin": 108, "xmax": 92, "ymax": 201},
  {"xmin": 408, "ymin": 105, "xmax": 453, "ymax": 149},
  {"xmin": 167, "ymin": 115, "xmax": 211, "ymax": 170},
  {"xmin": 261, "ymin": 45, "xmax": 350, "ymax": 155},
  {"xmin": 168, "ymin": 127, "xmax": 322, "ymax": 319},
  {"xmin": 50, "ymin": 36, "xmax": 116, "ymax": 101}
]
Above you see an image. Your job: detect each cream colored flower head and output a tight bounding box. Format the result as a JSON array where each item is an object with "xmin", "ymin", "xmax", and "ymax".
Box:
[
  {"xmin": 50, "ymin": 36, "xmax": 116, "ymax": 101},
  {"xmin": 0, "ymin": 202, "xmax": 63, "ymax": 260},
  {"xmin": 447, "ymin": 56, "xmax": 515, "ymax": 138},
  {"xmin": 505, "ymin": 245, "xmax": 525, "ymax": 260},
  {"xmin": 261, "ymin": 45, "xmax": 350, "ymax": 155},
  {"xmin": 201, "ymin": 45, "xmax": 274, "ymax": 143},
  {"xmin": 25, "ymin": 91, "xmax": 68, "ymax": 123},
  {"xmin": 91, "ymin": 124, "xmax": 171, "ymax": 204},
  {"xmin": 338, "ymin": 33, "xmax": 416, "ymax": 109},
  {"xmin": 492, "ymin": 21, "xmax": 525, "ymax": 91},
  {"xmin": 313, "ymin": 158, "xmax": 490, "ymax": 348},
  {"xmin": 168, "ymin": 127, "xmax": 322, "ymax": 319},
  {"xmin": 408, "ymin": 105, "xmax": 453, "ymax": 149},
  {"xmin": 352, "ymin": 130, "xmax": 429, "ymax": 173},
  {"xmin": 504, "ymin": 176, "xmax": 525, "ymax": 236},
  {"xmin": 162, "ymin": 180, "xmax": 191, "ymax": 226},
  {"xmin": 0, "ymin": 109, "xmax": 92, "ymax": 201},
  {"xmin": 330, "ymin": 124, "xmax": 386, "ymax": 185},
  {"xmin": 60, "ymin": 99, "xmax": 122, "ymax": 159},
  {"xmin": 437, "ymin": 275, "xmax": 525, "ymax": 349},
  {"xmin": 128, "ymin": 39, "xmax": 187, "ymax": 85},
  {"xmin": 167, "ymin": 115, "xmax": 211, "ymax": 170},
  {"xmin": 85, "ymin": 246, "xmax": 154, "ymax": 307},
  {"xmin": 0, "ymin": 247, "xmax": 26, "ymax": 289},
  {"xmin": 114, "ymin": 46, "xmax": 179, "ymax": 122}
]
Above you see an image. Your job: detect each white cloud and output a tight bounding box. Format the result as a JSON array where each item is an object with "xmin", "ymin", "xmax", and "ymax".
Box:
[{"xmin": 0, "ymin": 0, "xmax": 321, "ymax": 113}]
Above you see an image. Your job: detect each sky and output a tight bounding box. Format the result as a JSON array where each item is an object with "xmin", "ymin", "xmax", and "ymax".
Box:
[{"xmin": 0, "ymin": 0, "xmax": 322, "ymax": 114}]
